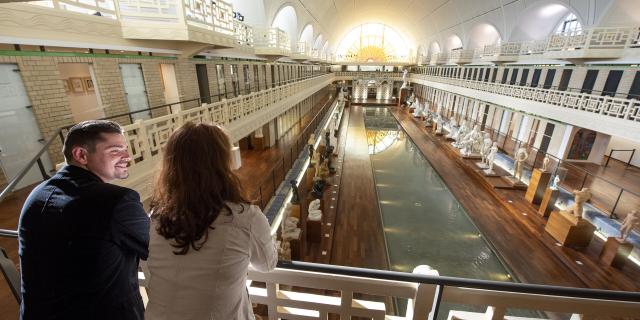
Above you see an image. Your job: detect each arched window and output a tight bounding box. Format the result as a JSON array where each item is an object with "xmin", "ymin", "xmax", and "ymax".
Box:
[
  {"xmin": 556, "ymin": 13, "xmax": 582, "ymax": 35},
  {"xmin": 335, "ymin": 23, "xmax": 411, "ymax": 63}
]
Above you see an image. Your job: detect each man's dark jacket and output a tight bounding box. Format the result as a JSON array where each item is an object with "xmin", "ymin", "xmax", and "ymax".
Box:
[{"xmin": 18, "ymin": 165, "xmax": 150, "ymax": 320}]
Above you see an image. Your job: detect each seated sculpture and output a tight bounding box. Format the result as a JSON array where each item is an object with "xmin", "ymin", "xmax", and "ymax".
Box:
[
  {"xmin": 445, "ymin": 119, "xmax": 458, "ymax": 139},
  {"xmin": 308, "ymin": 199, "xmax": 322, "ymax": 221},
  {"xmin": 412, "ymin": 100, "xmax": 422, "ymax": 117},
  {"xmin": 619, "ymin": 210, "xmax": 639, "ymax": 241},
  {"xmin": 560, "ymin": 188, "xmax": 592, "ymax": 219},
  {"xmin": 459, "ymin": 125, "xmax": 482, "ymax": 155},
  {"xmin": 406, "ymin": 92, "xmax": 415, "ymax": 106},
  {"xmin": 452, "ymin": 121, "xmax": 469, "ymax": 148},
  {"xmin": 423, "ymin": 112, "xmax": 433, "ymax": 127},
  {"xmin": 277, "ymin": 240, "xmax": 292, "ymax": 261},
  {"xmin": 281, "ymin": 204, "xmax": 301, "ymax": 241}
]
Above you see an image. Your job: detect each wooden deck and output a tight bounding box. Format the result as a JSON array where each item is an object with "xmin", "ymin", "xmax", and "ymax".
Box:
[{"xmin": 391, "ymin": 106, "xmax": 640, "ymax": 291}]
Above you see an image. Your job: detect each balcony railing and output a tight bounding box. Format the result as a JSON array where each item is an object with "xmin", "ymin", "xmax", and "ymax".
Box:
[
  {"xmin": 254, "ymin": 27, "xmax": 291, "ymax": 55},
  {"xmin": 234, "ymin": 20, "xmax": 254, "ymax": 47},
  {"xmin": 410, "ymin": 74, "xmax": 640, "ymax": 124},
  {"xmin": 427, "ymin": 26, "xmax": 640, "ymax": 65}
]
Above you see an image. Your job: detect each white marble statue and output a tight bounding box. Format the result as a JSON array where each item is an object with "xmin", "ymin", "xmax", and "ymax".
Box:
[
  {"xmin": 513, "ymin": 147, "xmax": 529, "ymax": 181},
  {"xmin": 281, "ymin": 204, "xmax": 301, "ymax": 241},
  {"xmin": 277, "ymin": 240, "xmax": 292, "ymax": 260},
  {"xmin": 435, "ymin": 115, "xmax": 444, "ymax": 134},
  {"xmin": 561, "ymin": 188, "xmax": 592, "ymax": 219},
  {"xmin": 551, "ymin": 175, "xmax": 560, "ymax": 190},
  {"xmin": 619, "ymin": 210, "xmax": 639, "ymax": 241},
  {"xmin": 424, "ymin": 112, "xmax": 434, "ymax": 126},
  {"xmin": 480, "ymin": 133, "xmax": 493, "ymax": 165},
  {"xmin": 452, "ymin": 120, "xmax": 469, "ymax": 148},
  {"xmin": 486, "ymin": 142, "xmax": 499, "ymax": 172},
  {"xmin": 446, "ymin": 119, "xmax": 458, "ymax": 139},
  {"xmin": 412, "ymin": 100, "xmax": 422, "ymax": 117},
  {"xmin": 407, "ymin": 92, "xmax": 416, "ymax": 106},
  {"xmin": 542, "ymin": 155, "xmax": 550, "ymax": 172},
  {"xmin": 308, "ymin": 199, "xmax": 322, "ymax": 221},
  {"xmin": 401, "ymin": 69, "xmax": 409, "ymax": 88},
  {"xmin": 460, "ymin": 125, "xmax": 482, "ymax": 155}
]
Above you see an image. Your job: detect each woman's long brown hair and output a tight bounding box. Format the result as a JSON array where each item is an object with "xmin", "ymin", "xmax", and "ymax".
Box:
[{"xmin": 152, "ymin": 122, "xmax": 249, "ymax": 255}]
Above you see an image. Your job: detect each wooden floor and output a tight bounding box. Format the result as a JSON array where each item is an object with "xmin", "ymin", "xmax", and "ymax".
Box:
[
  {"xmin": 330, "ymin": 105, "xmax": 388, "ymax": 270},
  {"xmin": 391, "ymin": 106, "xmax": 640, "ymax": 291}
]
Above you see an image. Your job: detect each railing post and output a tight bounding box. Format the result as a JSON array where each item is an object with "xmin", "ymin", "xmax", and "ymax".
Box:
[
  {"xmin": 580, "ymin": 172, "xmax": 589, "ymax": 190},
  {"xmin": 627, "ymin": 149, "xmax": 636, "ymax": 167},
  {"xmin": 611, "ymin": 189, "xmax": 623, "ymax": 219}
]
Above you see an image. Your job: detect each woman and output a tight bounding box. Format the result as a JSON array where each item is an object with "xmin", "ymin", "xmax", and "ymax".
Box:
[{"xmin": 146, "ymin": 122, "xmax": 277, "ymax": 320}]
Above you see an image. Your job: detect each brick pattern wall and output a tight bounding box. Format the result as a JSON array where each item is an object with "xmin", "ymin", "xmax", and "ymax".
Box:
[
  {"xmin": 223, "ymin": 64, "xmax": 234, "ymax": 97},
  {"xmin": 175, "ymin": 60, "xmax": 199, "ymax": 109},
  {"xmin": 93, "ymin": 58, "xmax": 129, "ymax": 123},
  {"xmin": 141, "ymin": 62, "xmax": 166, "ymax": 117},
  {"xmin": 205, "ymin": 64, "xmax": 220, "ymax": 101}
]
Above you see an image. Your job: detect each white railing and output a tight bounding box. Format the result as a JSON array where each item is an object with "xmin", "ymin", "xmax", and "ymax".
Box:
[
  {"xmin": 296, "ymin": 42, "xmax": 310, "ymax": 56},
  {"xmin": 410, "ymin": 74, "xmax": 640, "ymax": 123},
  {"xmin": 117, "ymin": 0, "xmax": 180, "ymax": 22},
  {"xmin": 118, "ymin": 74, "xmax": 330, "ymax": 178},
  {"xmin": 28, "ymin": 0, "xmax": 117, "ymax": 19},
  {"xmin": 254, "ymin": 27, "xmax": 291, "ymax": 52},
  {"xmin": 334, "ymin": 72, "xmax": 402, "ymax": 79},
  {"xmin": 234, "ymin": 20, "xmax": 254, "ymax": 47},
  {"xmin": 247, "ymin": 262, "xmax": 640, "ymax": 320},
  {"xmin": 426, "ymin": 26, "xmax": 640, "ymax": 65},
  {"xmin": 183, "ymin": 0, "xmax": 234, "ymax": 35}
]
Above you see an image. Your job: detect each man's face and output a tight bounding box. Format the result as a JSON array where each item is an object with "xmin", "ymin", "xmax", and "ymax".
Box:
[{"xmin": 84, "ymin": 133, "xmax": 131, "ymax": 182}]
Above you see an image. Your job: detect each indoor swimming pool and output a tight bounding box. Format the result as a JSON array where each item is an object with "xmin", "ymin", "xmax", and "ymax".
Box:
[{"xmin": 364, "ymin": 107, "xmax": 513, "ymax": 281}]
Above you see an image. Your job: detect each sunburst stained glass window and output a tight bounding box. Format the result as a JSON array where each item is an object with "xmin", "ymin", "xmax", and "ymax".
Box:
[{"xmin": 335, "ymin": 23, "xmax": 411, "ymax": 63}]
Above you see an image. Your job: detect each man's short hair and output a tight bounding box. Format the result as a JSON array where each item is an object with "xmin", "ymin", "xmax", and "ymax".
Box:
[{"xmin": 63, "ymin": 120, "xmax": 123, "ymax": 162}]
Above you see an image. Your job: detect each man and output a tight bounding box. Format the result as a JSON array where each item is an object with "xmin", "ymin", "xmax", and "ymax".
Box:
[{"xmin": 18, "ymin": 120, "xmax": 150, "ymax": 320}]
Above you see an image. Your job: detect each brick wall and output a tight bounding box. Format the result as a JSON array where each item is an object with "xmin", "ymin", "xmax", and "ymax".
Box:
[
  {"xmin": 93, "ymin": 58, "xmax": 129, "ymax": 123},
  {"xmin": 175, "ymin": 60, "xmax": 199, "ymax": 109},
  {"xmin": 141, "ymin": 62, "xmax": 166, "ymax": 117}
]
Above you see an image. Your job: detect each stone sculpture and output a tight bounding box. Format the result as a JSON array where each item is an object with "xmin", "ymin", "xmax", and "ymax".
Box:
[
  {"xmin": 424, "ymin": 112, "xmax": 433, "ymax": 127},
  {"xmin": 480, "ymin": 133, "xmax": 493, "ymax": 165},
  {"xmin": 460, "ymin": 125, "xmax": 482, "ymax": 156},
  {"xmin": 311, "ymin": 177, "xmax": 326, "ymax": 199},
  {"xmin": 308, "ymin": 199, "xmax": 322, "ymax": 221},
  {"xmin": 446, "ymin": 119, "xmax": 458, "ymax": 139},
  {"xmin": 542, "ymin": 155, "xmax": 550, "ymax": 172},
  {"xmin": 277, "ymin": 240, "xmax": 291, "ymax": 261},
  {"xmin": 281, "ymin": 204, "xmax": 301, "ymax": 241},
  {"xmin": 486, "ymin": 142, "xmax": 499, "ymax": 172},
  {"xmin": 452, "ymin": 120, "xmax": 469, "ymax": 148},
  {"xmin": 619, "ymin": 210, "xmax": 639, "ymax": 241},
  {"xmin": 561, "ymin": 188, "xmax": 592, "ymax": 219},
  {"xmin": 401, "ymin": 69, "xmax": 409, "ymax": 88},
  {"xmin": 412, "ymin": 100, "xmax": 422, "ymax": 117},
  {"xmin": 435, "ymin": 115, "xmax": 444, "ymax": 135},
  {"xmin": 513, "ymin": 148, "xmax": 529, "ymax": 181},
  {"xmin": 406, "ymin": 92, "xmax": 415, "ymax": 106}
]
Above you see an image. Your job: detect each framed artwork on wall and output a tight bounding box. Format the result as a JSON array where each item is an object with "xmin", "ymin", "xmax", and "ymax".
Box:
[
  {"xmin": 69, "ymin": 77, "xmax": 85, "ymax": 93},
  {"xmin": 83, "ymin": 77, "xmax": 94, "ymax": 92},
  {"xmin": 63, "ymin": 79, "xmax": 70, "ymax": 93}
]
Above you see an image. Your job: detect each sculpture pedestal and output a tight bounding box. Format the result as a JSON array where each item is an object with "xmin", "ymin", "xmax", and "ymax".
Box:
[
  {"xmin": 538, "ymin": 188, "xmax": 560, "ymax": 217},
  {"xmin": 526, "ymin": 169, "xmax": 552, "ymax": 205},
  {"xmin": 290, "ymin": 204, "xmax": 301, "ymax": 219},
  {"xmin": 305, "ymin": 167, "xmax": 315, "ymax": 190},
  {"xmin": 483, "ymin": 169, "xmax": 499, "ymax": 177},
  {"xmin": 460, "ymin": 152, "xmax": 482, "ymax": 160},
  {"xmin": 475, "ymin": 162, "xmax": 489, "ymax": 170},
  {"xmin": 290, "ymin": 238, "xmax": 301, "ymax": 261},
  {"xmin": 502, "ymin": 176, "xmax": 527, "ymax": 190},
  {"xmin": 545, "ymin": 211, "xmax": 594, "ymax": 247},
  {"xmin": 600, "ymin": 237, "xmax": 633, "ymax": 268},
  {"xmin": 251, "ymin": 136, "xmax": 265, "ymax": 151},
  {"xmin": 399, "ymin": 88, "xmax": 409, "ymax": 108},
  {"xmin": 306, "ymin": 220, "xmax": 321, "ymax": 243}
]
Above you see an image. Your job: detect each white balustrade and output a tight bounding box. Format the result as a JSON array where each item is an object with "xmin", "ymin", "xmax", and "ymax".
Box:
[
  {"xmin": 254, "ymin": 27, "xmax": 291, "ymax": 52},
  {"xmin": 410, "ymin": 73, "xmax": 640, "ymax": 123},
  {"xmin": 28, "ymin": 0, "xmax": 117, "ymax": 19},
  {"xmin": 233, "ymin": 20, "xmax": 254, "ymax": 47},
  {"xmin": 247, "ymin": 267, "xmax": 640, "ymax": 320},
  {"xmin": 119, "ymin": 74, "xmax": 330, "ymax": 176}
]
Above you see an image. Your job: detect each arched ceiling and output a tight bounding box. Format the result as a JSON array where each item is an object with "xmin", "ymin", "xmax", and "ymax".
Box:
[{"xmin": 262, "ymin": 0, "xmax": 621, "ymax": 53}]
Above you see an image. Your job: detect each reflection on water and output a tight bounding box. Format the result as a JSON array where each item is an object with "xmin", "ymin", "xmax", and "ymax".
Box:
[{"xmin": 364, "ymin": 107, "xmax": 511, "ymax": 281}]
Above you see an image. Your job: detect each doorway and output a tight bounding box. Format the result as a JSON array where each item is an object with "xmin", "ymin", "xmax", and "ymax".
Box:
[
  {"xmin": 0, "ymin": 64, "xmax": 52, "ymax": 189},
  {"xmin": 120, "ymin": 63, "xmax": 151, "ymax": 122},
  {"xmin": 58, "ymin": 63, "xmax": 105, "ymax": 122},
  {"xmin": 196, "ymin": 64, "xmax": 211, "ymax": 103},
  {"xmin": 160, "ymin": 64, "xmax": 180, "ymax": 113}
]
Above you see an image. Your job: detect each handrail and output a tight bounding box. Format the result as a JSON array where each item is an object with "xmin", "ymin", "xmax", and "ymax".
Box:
[
  {"xmin": 605, "ymin": 148, "xmax": 636, "ymax": 167},
  {"xmin": 0, "ymin": 128, "xmax": 62, "ymax": 205},
  {"xmin": 0, "ymin": 229, "xmax": 18, "ymax": 238},
  {"xmin": 277, "ymin": 260, "xmax": 640, "ymax": 302}
]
